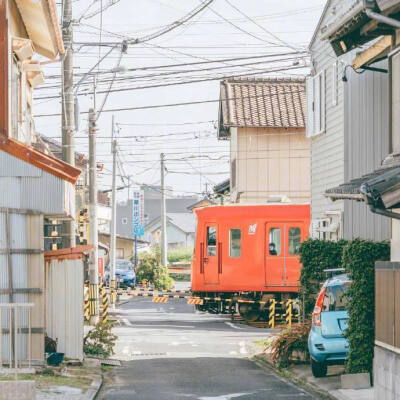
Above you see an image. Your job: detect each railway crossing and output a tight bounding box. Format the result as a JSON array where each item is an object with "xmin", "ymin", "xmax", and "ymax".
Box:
[{"xmin": 84, "ymin": 284, "xmax": 300, "ymax": 328}]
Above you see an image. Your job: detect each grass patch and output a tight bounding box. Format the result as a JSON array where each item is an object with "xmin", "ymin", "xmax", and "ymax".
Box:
[
  {"xmin": 0, "ymin": 373, "xmax": 91, "ymax": 389},
  {"xmin": 101, "ymin": 364, "xmax": 115, "ymax": 373}
]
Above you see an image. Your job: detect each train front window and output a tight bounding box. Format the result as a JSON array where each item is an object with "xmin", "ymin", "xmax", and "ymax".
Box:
[
  {"xmin": 288, "ymin": 227, "xmax": 301, "ymax": 255},
  {"xmin": 269, "ymin": 228, "xmax": 281, "ymax": 255},
  {"xmin": 207, "ymin": 226, "xmax": 217, "ymax": 256},
  {"xmin": 229, "ymin": 228, "xmax": 241, "ymax": 258}
]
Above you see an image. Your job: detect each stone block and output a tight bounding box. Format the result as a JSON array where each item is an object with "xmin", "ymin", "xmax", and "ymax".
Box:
[
  {"xmin": 341, "ymin": 373, "xmax": 371, "ymax": 389},
  {"xmin": 0, "ymin": 381, "xmax": 35, "ymax": 400}
]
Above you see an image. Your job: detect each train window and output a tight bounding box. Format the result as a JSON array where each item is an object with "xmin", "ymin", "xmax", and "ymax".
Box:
[
  {"xmin": 288, "ymin": 227, "xmax": 301, "ymax": 255},
  {"xmin": 207, "ymin": 226, "xmax": 217, "ymax": 256},
  {"xmin": 229, "ymin": 229, "xmax": 241, "ymax": 258},
  {"xmin": 269, "ymin": 228, "xmax": 281, "ymax": 255}
]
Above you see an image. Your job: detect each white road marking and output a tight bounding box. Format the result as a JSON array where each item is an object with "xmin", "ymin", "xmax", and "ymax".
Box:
[
  {"xmin": 122, "ymin": 318, "xmax": 133, "ymax": 327},
  {"xmin": 225, "ymin": 322, "xmax": 242, "ymax": 330}
]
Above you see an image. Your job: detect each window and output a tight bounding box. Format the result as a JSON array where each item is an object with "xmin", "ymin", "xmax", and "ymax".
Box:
[
  {"xmin": 322, "ymin": 284, "xmax": 350, "ymax": 312},
  {"xmin": 207, "ymin": 226, "xmax": 217, "ymax": 256},
  {"xmin": 269, "ymin": 228, "xmax": 281, "ymax": 256},
  {"xmin": 231, "ymin": 158, "xmax": 236, "ymax": 190},
  {"xmin": 229, "ymin": 228, "xmax": 241, "ymax": 258},
  {"xmin": 121, "ymin": 217, "xmax": 128, "ymax": 225},
  {"xmin": 332, "ymin": 62, "xmax": 338, "ymax": 106},
  {"xmin": 288, "ymin": 227, "xmax": 301, "ymax": 255},
  {"xmin": 306, "ymin": 70, "xmax": 326, "ymax": 137},
  {"xmin": 116, "ymin": 248, "xmax": 124, "ymax": 259}
]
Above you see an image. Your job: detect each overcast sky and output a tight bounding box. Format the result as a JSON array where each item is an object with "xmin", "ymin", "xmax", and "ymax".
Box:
[{"xmin": 35, "ymin": 0, "xmax": 325, "ymax": 200}]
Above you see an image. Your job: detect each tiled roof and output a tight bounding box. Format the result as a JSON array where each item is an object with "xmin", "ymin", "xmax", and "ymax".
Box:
[{"xmin": 219, "ymin": 77, "xmax": 306, "ymax": 132}]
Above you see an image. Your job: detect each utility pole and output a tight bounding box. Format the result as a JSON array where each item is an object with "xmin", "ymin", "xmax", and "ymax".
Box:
[
  {"xmin": 160, "ymin": 153, "xmax": 167, "ymax": 267},
  {"xmin": 62, "ymin": 0, "xmax": 76, "ymax": 248},
  {"xmin": 88, "ymin": 77, "xmax": 99, "ymax": 324},
  {"xmin": 110, "ymin": 116, "xmax": 117, "ymax": 305}
]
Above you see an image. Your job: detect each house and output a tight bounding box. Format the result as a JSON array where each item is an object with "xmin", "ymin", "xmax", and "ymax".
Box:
[
  {"xmin": 307, "ymin": 0, "xmax": 390, "ymax": 241},
  {"xmin": 187, "ymin": 197, "xmax": 214, "ymax": 212},
  {"xmin": 146, "ymin": 213, "xmax": 196, "ymax": 249},
  {"xmin": 312, "ymin": 1, "xmax": 400, "ymax": 398},
  {"xmin": 0, "ymin": 0, "xmax": 78, "ymax": 366},
  {"xmin": 218, "ymin": 77, "xmax": 310, "ymax": 204}
]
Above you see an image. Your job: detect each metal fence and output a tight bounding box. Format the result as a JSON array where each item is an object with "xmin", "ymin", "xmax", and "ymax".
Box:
[{"xmin": 0, "ymin": 303, "xmax": 34, "ymax": 374}]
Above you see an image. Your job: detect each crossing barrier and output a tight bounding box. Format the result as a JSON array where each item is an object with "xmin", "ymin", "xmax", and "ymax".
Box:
[
  {"xmin": 97, "ymin": 286, "xmax": 298, "ymax": 327},
  {"xmin": 152, "ymin": 296, "xmax": 168, "ymax": 303}
]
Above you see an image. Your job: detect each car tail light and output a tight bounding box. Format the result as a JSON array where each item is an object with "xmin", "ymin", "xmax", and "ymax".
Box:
[{"xmin": 312, "ymin": 287, "xmax": 326, "ymax": 326}]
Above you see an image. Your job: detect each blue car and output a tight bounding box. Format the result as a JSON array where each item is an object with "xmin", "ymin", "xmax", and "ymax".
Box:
[
  {"xmin": 308, "ymin": 273, "xmax": 350, "ymax": 377},
  {"xmin": 105, "ymin": 259, "xmax": 136, "ymax": 287}
]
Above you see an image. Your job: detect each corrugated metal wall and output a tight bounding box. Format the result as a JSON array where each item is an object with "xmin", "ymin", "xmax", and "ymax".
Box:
[
  {"xmin": 0, "ymin": 151, "xmax": 74, "ymax": 216},
  {"xmin": 343, "ymin": 61, "xmax": 390, "ymax": 241},
  {"xmin": 0, "ymin": 210, "xmax": 44, "ymax": 363},
  {"xmin": 45, "ymin": 258, "xmax": 84, "ymax": 361}
]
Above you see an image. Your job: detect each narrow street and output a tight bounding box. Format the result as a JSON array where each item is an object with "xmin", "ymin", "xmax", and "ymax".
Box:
[{"xmin": 98, "ymin": 291, "xmax": 314, "ymax": 400}]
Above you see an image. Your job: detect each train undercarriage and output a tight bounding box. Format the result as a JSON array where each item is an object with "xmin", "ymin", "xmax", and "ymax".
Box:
[{"xmin": 192, "ymin": 291, "xmax": 299, "ymax": 322}]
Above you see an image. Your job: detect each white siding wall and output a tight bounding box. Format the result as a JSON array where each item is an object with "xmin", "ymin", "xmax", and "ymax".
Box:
[{"xmin": 309, "ymin": 0, "xmax": 347, "ymax": 234}]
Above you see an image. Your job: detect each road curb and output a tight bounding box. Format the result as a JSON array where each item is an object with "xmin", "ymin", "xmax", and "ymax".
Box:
[
  {"xmin": 83, "ymin": 377, "xmax": 103, "ymax": 400},
  {"xmin": 252, "ymin": 354, "xmax": 337, "ymax": 400}
]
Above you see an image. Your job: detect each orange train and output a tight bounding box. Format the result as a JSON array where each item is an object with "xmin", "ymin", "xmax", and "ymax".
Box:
[{"xmin": 191, "ymin": 204, "xmax": 310, "ymax": 320}]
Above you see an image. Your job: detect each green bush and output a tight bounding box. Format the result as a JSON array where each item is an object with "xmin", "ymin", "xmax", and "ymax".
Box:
[
  {"xmin": 299, "ymin": 239, "xmax": 349, "ymax": 317},
  {"xmin": 342, "ymin": 239, "xmax": 390, "ymax": 374},
  {"xmin": 167, "ymin": 247, "xmax": 193, "ymax": 263},
  {"xmin": 83, "ymin": 321, "xmax": 117, "ymax": 358},
  {"xmin": 136, "ymin": 247, "xmax": 174, "ymax": 290}
]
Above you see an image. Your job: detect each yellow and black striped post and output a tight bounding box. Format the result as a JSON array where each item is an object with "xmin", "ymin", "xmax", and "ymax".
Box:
[
  {"xmin": 89, "ymin": 283, "xmax": 99, "ymax": 323},
  {"xmin": 285, "ymin": 299, "xmax": 293, "ymax": 327},
  {"xmin": 100, "ymin": 283, "xmax": 109, "ymax": 321},
  {"xmin": 84, "ymin": 284, "xmax": 90, "ymax": 321},
  {"xmin": 269, "ymin": 298, "xmax": 276, "ymax": 328},
  {"xmin": 110, "ymin": 280, "xmax": 117, "ymax": 306}
]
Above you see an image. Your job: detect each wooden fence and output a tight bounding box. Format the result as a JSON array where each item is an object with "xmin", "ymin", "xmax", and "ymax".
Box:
[{"xmin": 375, "ymin": 261, "xmax": 400, "ymax": 349}]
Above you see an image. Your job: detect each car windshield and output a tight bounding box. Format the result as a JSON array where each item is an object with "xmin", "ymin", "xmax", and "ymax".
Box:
[
  {"xmin": 116, "ymin": 262, "xmax": 132, "ymax": 271},
  {"xmin": 322, "ymin": 284, "xmax": 349, "ymax": 312}
]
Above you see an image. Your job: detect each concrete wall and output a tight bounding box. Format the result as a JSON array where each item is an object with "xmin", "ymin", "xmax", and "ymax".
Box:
[
  {"xmin": 374, "ymin": 345, "xmax": 400, "ymax": 400},
  {"xmin": 231, "ymin": 127, "xmax": 310, "ymax": 204}
]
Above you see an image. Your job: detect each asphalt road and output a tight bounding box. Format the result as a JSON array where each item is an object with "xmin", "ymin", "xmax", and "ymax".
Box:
[{"xmin": 98, "ymin": 291, "xmax": 314, "ymax": 400}]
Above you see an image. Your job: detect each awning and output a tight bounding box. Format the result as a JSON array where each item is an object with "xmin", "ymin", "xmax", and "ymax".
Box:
[{"xmin": 325, "ymin": 154, "xmax": 400, "ymax": 213}]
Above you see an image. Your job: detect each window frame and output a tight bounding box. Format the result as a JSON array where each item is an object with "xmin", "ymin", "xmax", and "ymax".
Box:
[
  {"xmin": 229, "ymin": 228, "xmax": 242, "ymax": 258},
  {"xmin": 206, "ymin": 226, "xmax": 217, "ymax": 256},
  {"xmin": 306, "ymin": 69, "xmax": 326, "ymax": 138},
  {"xmin": 268, "ymin": 227, "xmax": 282, "ymax": 256},
  {"xmin": 332, "ymin": 61, "xmax": 338, "ymax": 107},
  {"xmin": 288, "ymin": 227, "xmax": 301, "ymax": 256}
]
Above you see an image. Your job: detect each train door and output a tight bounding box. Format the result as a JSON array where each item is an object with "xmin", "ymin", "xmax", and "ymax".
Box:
[
  {"xmin": 265, "ymin": 223, "xmax": 285, "ymax": 285},
  {"xmin": 202, "ymin": 223, "xmax": 219, "ymax": 284},
  {"xmin": 265, "ymin": 223, "xmax": 305, "ymax": 286}
]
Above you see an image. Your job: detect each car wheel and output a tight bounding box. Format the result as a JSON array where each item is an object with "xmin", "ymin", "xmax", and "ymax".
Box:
[{"xmin": 311, "ymin": 359, "xmax": 327, "ymax": 378}]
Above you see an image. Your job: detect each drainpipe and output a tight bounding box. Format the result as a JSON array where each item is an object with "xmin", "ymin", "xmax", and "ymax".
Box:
[
  {"xmin": 369, "ymin": 205, "xmax": 400, "ymax": 220},
  {"xmin": 365, "ymin": 9, "xmax": 400, "ymax": 29}
]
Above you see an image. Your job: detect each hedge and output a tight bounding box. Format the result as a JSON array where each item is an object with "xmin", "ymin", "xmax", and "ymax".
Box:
[
  {"xmin": 342, "ymin": 239, "xmax": 390, "ymax": 374},
  {"xmin": 299, "ymin": 239, "xmax": 349, "ymax": 317}
]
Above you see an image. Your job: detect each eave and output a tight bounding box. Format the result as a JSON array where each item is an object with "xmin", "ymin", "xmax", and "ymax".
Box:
[{"xmin": 14, "ymin": 0, "xmax": 64, "ymax": 59}]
